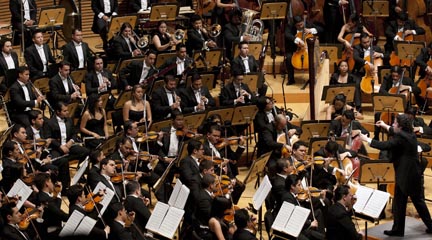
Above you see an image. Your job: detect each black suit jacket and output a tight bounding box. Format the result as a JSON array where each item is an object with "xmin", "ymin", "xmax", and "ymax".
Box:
[
  {"xmin": 179, "ymin": 155, "xmax": 201, "ymax": 194},
  {"xmin": 124, "ymin": 195, "xmax": 151, "ymax": 232},
  {"xmin": 186, "ymin": 28, "xmax": 211, "ymax": 54},
  {"xmin": 48, "ymin": 74, "xmax": 77, "ymax": 104},
  {"xmin": 156, "ymin": 126, "xmax": 185, "ymax": 158},
  {"xmin": 159, "ymin": 56, "xmax": 194, "ymax": 77},
  {"xmin": 232, "ymin": 228, "xmax": 257, "ymax": 240},
  {"xmin": 62, "ymin": 41, "xmax": 92, "ymax": 70},
  {"xmin": 85, "ymin": 69, "xmax": 117, "ymax": 96},
  {"xmin": 271, "ymin": 174, "xmax": 288, "ymax": 214},
  {"xmin": 108, "ymin": 221, "xmax": 133, "ymax": 240},
  {"xmin": 38, "ymin": 191, "xmax": 69, "ymax": 228},
  {"xmin": 219, "ymin": 82, "xmax": 256, "ymax": 106},
  {"xmin": 42, "ymin": 116, "xmax": 77, "ymax": 152},
  {"xmin": 151, "ymin": 87, "xmax": 182, "ymax": 121},
  {"xmin": 110, "ymin": 35, "xmax": 137, "ymax": 60},
  {"xmin": 285, "ymin": 22, "xmax": 322, "ymax": 53},
  {"xmin": 130, "ymin": 0, "xmax": 157, "ymax": 12},
  {"xmin": 231, "ymin": 55, "xmax": 260, "ymax": 74},
  {"xmin": 194, "ymin": 188, "xmax": 213, "ymax": 226},
  {"xmin": 413, "ymin": 117, "xmax": 432, "ymax": 137},
  {"xmin": 353, "ymin": 45, "xmax": 388, "ymax": 76},
  {"xmin": 256, "ymin": 122, "xmax": 284, "ymax": 159},
  {"xmin": 329, "ymin": 120, "xmax": 369, "ymax": 137},
  {"xmin": 0, "ymin": 51, "xmax": 19, "ymax": 76},
  {"xmin": 1, "ymin": 224, "xmax": 30, "ymax": 240},
  {"xmin": 179, "ymin": 86, "xmax": 215, "ymax": 113},
  {"xmin": 91, "ymin": 0, "xmax": 118, "ymax": 34},
  {"xmin": 1, "ymin": 158, "xmax": 23, "ymax": 192},
  {"xmin": 326, "ymin": 202, "xmax": 362, "ymax": 240},
  {"xmin": 24, "ymin": 44, "xmax": 55, "ymax": 79},
  {"xmin": 385, "ymin": 19, "xmax": 425, "ymax": 52},
  {"xmin": 119, "ymin": 60, "xmax": 158, "ymax": 90},
  {"xmin": 223, "ymin": 22, "xmax": 242, "ymax": 60},
  {"xmin": 87, "ymin": 168, "xmax": 122, "ymax": 204},
  {"xmin": 9, "ymin": 80, "xmax": 37, "ymax": 115},
  {"xmin": 415, "ymin": 47, "xmax": 431, "ymax": 78},
  {"xmin": 10, "ymin": 0, "xmax": 37, "ymax": 29},
  {"xmin": 379, "ymin": 75, "xmax": 420, "ymax": 96}
]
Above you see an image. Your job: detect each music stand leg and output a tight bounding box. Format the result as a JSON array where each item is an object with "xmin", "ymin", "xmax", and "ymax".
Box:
[
  {"xmin": 271, "ymin": 18, "xmax": 276, "ymax": 79},
  {"xmin": 301, "ymin": 79, "xmax": 310, "ymax": 90}
]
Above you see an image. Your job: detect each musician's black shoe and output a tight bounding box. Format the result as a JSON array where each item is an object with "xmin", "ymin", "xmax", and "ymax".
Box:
[
  {"xmin": 287, "ymin": 81, "xmax": 295, "ymax": 85},
  {"xmin": 426, "ymin": 228, "xmax": 432, "ymax": 234},
  {"xmin": 383, "ymin": 230, "xmax": 404, "ymax": 236}
]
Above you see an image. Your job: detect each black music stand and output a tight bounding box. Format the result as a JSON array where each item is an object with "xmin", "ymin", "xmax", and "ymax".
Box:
[
  {"xmin": 149, "ymin": 3, "xmax": 179, "ymax": 22},
  {"xmin": 322, "ymin": 84, "xmax": 356, "ymax": 104},
  {"xmin": 299, "ymin": 120, "xmax": 331, "ymax": 144},
  {"xmin": 307, "ymin": 137, "xmax": 346, "ymax": 155},
  {"xmin": 372, "ymin": 94, "xmax": 406, "ymax": 138},
  {"xmin": 394, "ymin": 41, "xmax": 425, "ymax": 77},
  {"xmin": 232, "ymin": 105, "xmax": 258, "ymax": 165},
  {"xmin": 260, "ymin": 2, "xmax": 288, "ymax": 78},
  {"xmin": 113, "ymin": 90, "xmax": 132, "ymax": 109},
  {"xmin": 38, "ymin": 6, "xmax": 66, "ymax": 56},
  {"xmin": 193, "ymin": 49, "xmax": 222, "ymax": 70}
]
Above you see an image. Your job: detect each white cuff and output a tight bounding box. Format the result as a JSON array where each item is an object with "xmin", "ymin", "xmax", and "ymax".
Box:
[
  {"xmin": 112, "ymin": 12, "xmax": 118, "ymax": 16},
  {"xmin": 294, "ymin": 37, "xmax": 301, "ymax": 44},
  {"xmin": 311, "ymin": 28, "xmax": 318, "ymax": 35},
  {"xmin": 412, "ymin": 30, "xmax": 417, "ymax": 35},
  {"xmin": 98, "ymin": 13, "xmax": 105, "ymax": 19}
]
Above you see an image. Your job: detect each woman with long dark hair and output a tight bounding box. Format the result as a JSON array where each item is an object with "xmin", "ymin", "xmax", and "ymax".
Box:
[{"xmin": 80, "ymin": 94, "xmax": 109, "ymax": 149}]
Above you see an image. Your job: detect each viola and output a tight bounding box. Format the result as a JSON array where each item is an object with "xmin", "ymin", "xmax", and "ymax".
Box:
[
  {"xmin": 213, "ymin": 174, "xmax": 232, "ymax": 197},
  {"xmin": 127, "ymin": 151, "xmax": 158, "ymax": 162},
  {"xmin": 214, "ymin": 136, "xmax": 251, "ymax": 149},
  {"xmin": 223, "ymin": 205, "xmax": 240, "ymax": 224},
  {"xmin": 1, "ymin": 195, "xmax": 21, "ymax": 205},
  {"xmin": 18, "ymin": 207, "xmax": 41, "ymax": 230},
  {"xmin": 176, "ymin": 129, "xmax": 202, "ymax": 138},
  {"xmin": 22, "ymin": 173, "xmax": 37, "ymax": 185},
  {"xmin": 23, "ymin": 139, "xmax": 48, "ymax": 149},
  {"xmin": 83, "ymin": 191, "xmax": 105, "ymax": 212},
  {"xmin": 201, "ymin": 155, "xmax": 225, "ymax": 165},
  {"xmin": 111, "ymin": 172, "xmax": 137, "ymax": 183},
  {"xmin": 136, "ymin": 131, "xmax": 160, "ymax": 142},
  {"xmin": 297, "ymin": 187, "xmax": 322, "ymax": 201}
]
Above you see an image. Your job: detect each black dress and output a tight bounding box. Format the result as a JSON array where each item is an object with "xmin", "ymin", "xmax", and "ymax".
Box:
[
  {"xmin": 84, "ymin": 117, "xmax": 105, "ymax": 149},
  {"xmin": 151, "ymin": 32, "xmax": 171, "ymax": 53},
  {"xmin": 129, "ymin": 109, "xmax": 144, "ymax": 122}
]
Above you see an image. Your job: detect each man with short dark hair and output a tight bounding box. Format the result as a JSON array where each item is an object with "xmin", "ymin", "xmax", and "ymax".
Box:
[
  {"xmin": 159, "ymin": 43, "xmax": 194, "ymax": 87},
  {"xmin": 91, "ymin": 0, "xmax": 118, "ymax": 50},
  {"xmin": 48, "ymin": 61, "xmax": 83, "ymax": 105},
  {"xmin": 108, "ymin": 202, "xmax": 134, "ymax": 240},
  {"xmin": 124, "ymin": 181, "xmax": 151, "ymax": 234},
  {"xmin": 119, "ymin": 49, "xmax": 158, "ymax": 90},
  {"xmin": 220, "ymin": 72, "xmax": 256, "ymax": 106},
  {"xmin": 24, "ymin": 30, "xmax": 56, "ymax": 79},
  {"xmin": 233, "ymin": 208, "xmax": 257, "ymax": 240},
  {"xmin": 151, "ymin": 75, "xmax": 182, "ymax": 121},
  {"xmin": 0, "ymin": 39, "xmax": 19, "ymax": 92},
  {"xmin": 62, "ymin": 28, "xmax": 92, "ymax": 70},
  {"xmin": 179, "ymin": 73, "xmax": 215, "ymax": 113},
  {"xmin": 0, "ymin": 202, "xmax": 32, "ymax": 240}
]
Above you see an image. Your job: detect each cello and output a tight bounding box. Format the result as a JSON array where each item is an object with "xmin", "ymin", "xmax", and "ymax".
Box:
[{"xmin": 291, "ymin": 11, "xmax": 314, "ymax": 70}]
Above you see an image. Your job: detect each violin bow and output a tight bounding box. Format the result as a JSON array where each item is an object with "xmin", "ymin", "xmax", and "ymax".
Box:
[{"xmin": 86, "ymin": 185, "xmax": 107, "ymax": 227}]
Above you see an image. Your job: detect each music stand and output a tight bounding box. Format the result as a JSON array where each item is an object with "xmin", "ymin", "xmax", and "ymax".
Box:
[
  {"xmin": 307, "ymin": 137, "xmax": 346, "ymax": 155},
  {"xmin": 149, "ymin": 3, "xmax": 179, "ymax": 22},
  {"xmin": 70, "ymin": 69, "xmax": 87, "ymax": 86},
  {"xmin": 98, "ymin": 134, "xmax": 122, "ymax": 156},
  {"xmin": 243, "ymin": 73, "xmax": 263, "ymax": 94},
  {"xmin": 362, "ymin": 1, "xmax": 389, "ymax": 17},
  {"xmin": 33, "ymin": 77, "xmax": 50, "ymax": 94},
  {"xmin": 233, "ymin": 41, "xmax": 263, "ymax": 60},
  {"xmin": 184, "ymin": 113, "xmax": 206, "ymax": 131},
  {"xmin": 0, "ymin": 125, "xmax": 14, "ymax": 158},
  {"xmin": 149, "ymin": 119, "xmax": 171, "ymax": 132},
  {"xmin": 359, "ymin": 160, "xmax": 395, "ymax": 188},
  {"xmin": 38, "ymin": 7, "xmax": 66, "ymax": 29},
  {"xmin": 67, "ymin": 102, "xmax": 78, "ymax": 119},
  {"xmin": 231, "ymin": 105, "xmax": 258, "ymax": 126},
  {"xmin": 155, "ymin": 53, "xmax": 176, "ymax": 68},
  {"xmin": 322, "ymin": 84, "xmax": 356, "ymax": 104},
  {"xmin": 205, "ymin": 107, "xmax": 234, "ymax": 123},
  {"xmin": 107, "ymin": 15, "xmax": 138, "ymax": 40},
  {"xmin": 395, "ymin": 41, "xmax": 425, "ymax": 76},
  {"xmin": 243, "ymin": 152, "xmax": 271, "ymax": 185},
  {"xmin": 115, "ymin": 58, "xmax": 144, "ymax": 75},
  {"xmin": 193, "ymin": 49, "xmax": 222, "ymax": 69},
  {"xmin": 299, "ymin": 120, "xmax": 331, "ymax": 144},
  {"xmin": 372, "ymin": 93, "xmax": 406, "ymax": 119},
  {"xmin": 186, "ymin": 73, "xmax": 215, "ymax": 90},
  {"xmin": 113, "ymin": 90, "xmax": 132, "ymax": 109}
]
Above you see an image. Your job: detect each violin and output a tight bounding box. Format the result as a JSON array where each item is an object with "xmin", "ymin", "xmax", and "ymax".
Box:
[
  {"xmin": 125, "ymin": 211, "xmax": 135, "ymax": 228},
  {"xmin": 214, "ymin": 136, "xmax": 251, "ymax": 149},
  {"xmin": 53, "ymin": 183, "xmax": 62, "ymax": 199},
  {"xmin": 111, "ymin": 172, "xmax": 137, "ymax": 183},
  {"xmin": 201, "ymin": 155, "xmax": 225, "ymax": 165},
  {"xmin": 223, "ymin": 205, "xmax": 240, "ymax": 224},
  {"xmin": 22, "ymin": 173, "xmax": 37, "ymax": 186},
  {"xmin": 83, "ymin": 191, "xmax": 105, "ymax": 212},
  {"xmin": 297, "ymin": 187, "xmax": 323, "ymax": 201},
  {"xmin": 136, "ymin": 131, "xmax": 160, "ymax": 142},
  {"xmin": 18, "ymin": 207, "xmax": 41, "ymax": 230},
  {"xmin": 176, "ymin": 129, "xmax": 202, "ymax": 138},
  {"xmin": 1, "ymin": 195, "xmax": 21, "ymax": 205},
  {"xmin": 213, "ymin": 174, "xmax": 232, "ymax": 197},
  {"xmin": 127, "ymin": 151, "xmax": 158, "ymax": 162},
  {"xmin": 23, "ymin": 139, "xmax": 48, "ymax": 149}
]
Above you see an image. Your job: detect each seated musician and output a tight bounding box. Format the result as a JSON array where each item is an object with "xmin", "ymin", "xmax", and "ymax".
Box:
[
  {"xmin": 179, "ymin": 139, "xmax": 205, "ymax": 195},
  {"xmin": 66, "ymin": 184, "xmax": 110, "ymax": 238},
  {"xmin": 47, "ymin": 61, "xmax": 83, "ymax": 106},
  {"xmin": 151, "ymin": 75, "xmax": 182, "ymax": 121},
  {"xmin": 84, "ymin": 57, "xmax": 117, "ymax": 105},
  {"xmin": 256, "ymin": 114, "xmax": 300, "ymax": 175},
  {"xmin": 119, "ymin": 49, "xmax": 157, "ymax": 91},
  {"xmin": 9, "ymin": 66, "xmax": 45, "ymax": 126},
  {"xmin": 330, "ymin": 60, "xmax": 363, "ymax": 112},
  {"xmin": 326, "ymin": 185, "xmax": 363, "ymax": 240},
  {"xmin": 0, "ymin": 202, "xmax": 32, "ymax": 240},
  {"xmin": 109, "ymin": 22, "xmax": 142, "ymax": 60},
  {"xmin": 24, "ymin": 30, "xmax": 56, "ymax": 80},
  {"xmin": 0, "ymin": 39, "xmax": 19, "ymax": 93},
  {"xmin": 158, "ymin": 43, "xmax": 194, "ymax": 87},
  {"xmin": 80, "ymin": 94, "xmax": 109, "ymax": 149},
  {"xmin": 326, "ymin": 93, "xmax": 363, "ymax": 121},
  {"xmin": 220, "ymin": 71, "xmax": 256, "ymax": 107},
  {"xmin": 269, "ymin": 158, "xmax": 294, "ymax": 215},
  {"xmin": 87, "ymin": 149, "xmax": 106, "ymax": 185},
  {"xmin": 233, "ymin": 209, "xmax": 257, "ymax": 240},
  {"xmin": 352, "ymin": 33, "xmax": 387, "ymax": 77},
  {"xmin": 285, "ymin": 15, "xmax": 323, "ymax": 85},
  {"xmin": 223, "ymin": 9, "xmax": 252, "ymax": 60},
  {"xmin": 62, "ymin": 28, "xmax": 93, "ymax": 71},
  {"xmin": 108, "ymin": 202, "xmax": 136, "ymax": 240},
  {"xmin": 87, "ymin": 158, "xmax": 122, "ymax": 204},
  {"xmin": 415, "ymin": 42, "xmax": 432, "ymax": 79},
  {"xmin": 1, "ymin": 141, "xmax": 24, "ymax": 192},
  {"xmin": 130, "ymin": 0, "xmax": 156, "ymax": 12},
  {"xmin": 9, "ymin": 0, "xmax": 37, "ymax": 47},
  {"xmin": 151, "ymin": 21, "xmax": 181, "ymax": 53},
  {"xmin": 34, "ymin": 172, "xmax": 69, "ymax": 238},
  {"xmin": 385, "ymin": 12, "xmax": 425, "ymax": 54},
  {"xmin": 179, "ymin": 73, "xmax": 216, "ymax": 114},
  {"xmin": 208, "ymin": 196, "xmax": 235, "ymax": 240},
  {"xmin": 254, "ymin": 96, "xmax": 277, "ymax": 133},
  {"xmin": 186, "ymin": 14, "xmax": 217, "ymax": 56},
  {"xmin": 337, "ymin": 14, "xmax": 372, "ymax": 51},
  {"xmin": 405, "ymin": 107, "xmax": 432, "ymax": 138},
  {"xmin": 373, "ymin": 66, "xmax": 420, "ymax": 140},
  {"xmin": 42, "ymin": 102, "xmax": 90, "ymax": 188},
  {"xmin": 191, "ymin": 172, "xmax": 216, "ymax": 239},
  {"xmin": 91, "ymin": 0, "xmax": 118, "ymax": 50},
  {"xmin": 26, "ymin": 109, "xmax": 52, "ymax": 149},
  {"xmin": 122, "ymin": 84, "xmax": 152, "ymax": 125},
  {"xmin": 124, "ymin": 180, "xmax": 151, "ymax": 234},
  {"xmin": 204, "ymin": 124, "xmax": 246, "ymax": 204},
  {"xmin": 281, "ymin": 175, "xmax": 325, "ymax": 239}
]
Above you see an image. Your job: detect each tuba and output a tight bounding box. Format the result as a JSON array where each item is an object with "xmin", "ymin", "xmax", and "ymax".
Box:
[
  {"xmin": 241, "ymin": 9, "xmax": 263, "ymax": 42},
  {"xmin": 208, "ymin": 24, "xmax": 222, "ymax": 38}
]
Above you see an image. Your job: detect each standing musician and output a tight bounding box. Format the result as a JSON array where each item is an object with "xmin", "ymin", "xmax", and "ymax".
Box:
[
  {"xmin": 47, "ymin": 61, "xmax": 83, "ymax": 106},
  {"xmin": 179, "ymin": 73, "xmax": 216, "ymax": 114},
  {"xmin": 109, "ymin": 22, "xmax": 142, "ymax": 60},
  {"xmin": 352, "ymin": 33, "xmax": 387, "ymax": 78},
  {"xmin": 158, "ymin": 43, "xmax": 194, "ymax": 87},
  {"xmin": 151, "ymin": 75, "xmax": 182, "ymax": 121},
  {"xmin": 9, "ymin": 66, "xmax": 45, "ymax": 127},
  {"xmin": 119, "ymin": 49, "xmax": 157, "ymax": 91},
  {"xmin": 91, "ymin": 0, "xmax": 118, "ymax": 50},
  {"xmin": 186, "ymin": 14, "xmax": 217, "ymax": 56},
  {"xmin": 0, "ymin": 202, "xmax": 32, "ymax": 240},
  {"xmin": 9, "ymin": 0, "xmax": 37, "ymax": 47},
  {"xmin": 223, "ymin": 9, "xmax": 252, "ymax": 61},
  {"xmin": 285, "ymin": 15, "xmax": 323, "ymax": 85},
  {"xmin": 359, "ymin": 115, "xmax": 432, "ymax": 236},
  {"xmin": 414, "ymin": 42, "xmax": 432, "ymax": 79},
  {"xmin": 326, "ymin": 185, "xmax": 363, "ymax": 239},
  {"xmin": 0, "ymin": 39, "xmax": 19, "ymax": 93},
  {"xmin": 384, "ymin": 12, "xmax": 425, "ymax": 54},
  {"xmin": 24, "ymin": 29, "xmax": 56, "ymax": 80},
  {"xmin": 62, "ymin": 28, "xmax": 93, "ymax": 71}
]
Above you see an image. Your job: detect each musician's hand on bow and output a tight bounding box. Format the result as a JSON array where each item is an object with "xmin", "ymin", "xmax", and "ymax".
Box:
[
  {"xmin": 310, "ymin": 219, "xmax": 318, "ymax": 228},
  {"xmin": 375, "ymin": 120, "xmax": 388, "ymax": 129},
  {"xmin": 196, "ymin": 101, "xmax": 205, "ymax": 111},
  {"xmin": 41, "ymin": 156, "xmax": 52, "ymax": 166}
]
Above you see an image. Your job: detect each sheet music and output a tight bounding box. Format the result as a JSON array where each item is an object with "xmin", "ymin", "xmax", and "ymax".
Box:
[
  {"xmin": 158, "ymin": 207, "xmax": 185, "ymax": 239},
  {"xmin": 93, "ymin": 182, "xmax": 114, "ymax": 215},
  {"xmin": 285, "ymin": 206, "xmax": 311, "ymax": 237},
  {"xmin": 271, "ymin": 201, "xmax": 295, "ymax": 231},
  {"xmin": 252, "ymin": 175, "xmax": 272, "ymax": 210},
  {"xmin": 362, "ymin": 190, "xmax": 390, "ymax": 219},
  {"xmin": 74, "ymin": 216, "xmax": 97, "ymax": 236},
  {"xmin": 168, "ymin": 180, "xmax": 182, "ymax": 207},
  {"xmin": 353, "ymin": 185, "xmax": 374, "ymax": 213},
  {"xmin": 7, "ymin": 179, "xmax": 32, "ymax": 210},
  {"xmin": 174, "ymin": 185, "xmax": 190, "ymax": 210},
  {"xmin": 71, "ymin": 157, "xmax": 89, "ymax": 186},
  {"xmin": 59, "ymin": 210, "xmax": 84, "ymax": 237},
  {"xmin": 146, "ymin": 202, "xmax": 169, "ymax": 233}
]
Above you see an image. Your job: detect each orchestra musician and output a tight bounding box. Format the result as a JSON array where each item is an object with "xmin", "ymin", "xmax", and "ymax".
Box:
[
  {"xmin": 119, "ymin": 49, "xmax": 157, "ymax": 91},
  {"xmin": 414, "ymin": 42, "xmax": 432, "ymax": 79},
  {"xmin": 124, "ymin": 180, "xmax": 151, "ymax": 235},
  {"xmin": 269, "ymin": 158, "xmax": 294, "ymax": 215},
  {"xmin": 47, "ymin": 61, "xmax": 82, "ymax": 106},
  {"xmin": 122, "ymin": 84, "xmax": 152, "ymax": 125},
  {"xmin": 192, "ymin": 172, "xmax": 216, "ymax": 240},
  {"xmin": 9, "ymin": 65, "xmax": 45, "ymax": 127},
  {"xmin": 223, "ymin": 9, "xmax": 251, "ymax": 60},
  {"xmin": 0, "ymin": 202, "xmax": 32, "ymax": 240},
  {"xmin": 352, "ymin": 33, "xmax": 387, "ymax": 77},
  {"xmin": 329, "ymin": 110, "xmax": 369, "ymax": 148},
  {"xmin": 62, "ymin": 28, "xmax": 93, "ymax": 71},
  {"xmin": 109, "ymin": 22, "xmax": 142, "ymax": 60},
  {"xmin": 9, "ymin": 0, "xmax": 37, "ymax": 47},
  {"xmin": 91, "ymin": 0, "xmax": 118, "ymax": 50},
  {"xmin": 179, "ymin": 73, "xmax": 216, "ymax": 114},
  {"xmin": 130, "ymin": 0, "xmax": 156, "ymax": 12},
  {"xmin": 80, "ymin": 94, "xmax": 109, "ymax": 150},
  {"xmin": 405, "ymin": 107, "xmax": 432, "ymax": 138},
  {"xmin": 233, "ymin": 209, "xmax": 258, "ymax": 240},
  {"xmin": 24, "ymin": 29, "xmax": 56, "ymax": 80},
  {"xmin": 326, "ymin": 185, "xmax": 363, "ymax": 239},
  {"xmin": 1, "ymin": 141, "xmax": 24, "ymax": 192},
  {"xmin": 330, "ymin": 60, "xmax": 362, "ymax": 112},
  {"xmin": 87, "ymin": 158, "xmax": 122, "ymax": 204},
  {"xmin": 158, "ymin": 43, "xmax": 194, "ymax": 87},
  {"xmin": 108, "ymin": 202, "xmax": 137, "ymax": 240},
  {"xmin": 326, "ymin": 93, "xmax": 363, "ymax": 121},
  {"xmin": 151, "ymin": 75, "xmax": 182, "ymax": 121},
  {"xmin": 186, "ymin": 14, "xmax": 217, "ymax": 56},
  {"xmin": 208, "ymin": 196, "xmax": 235, "ymax": 240},
  {"xmin": 359, "ymin": 115, "xmax": 432, "ymax": 236},
  {"xmin": 254, "ymin": 96, "xmax": 277, "ymax": 133},
  {"xmin": 220, "ymin": 71, "xmax": 256, "ymax": 107},
  {"xmin": 337, "ymin": 14, "xmax": 372, "ymax": 51},
  {"xmin": 151, "ymin": 21, "xmax": 181, "ymax": 53},
  {"xmin": 0, "ymin": 39, "xmax": 19, "ymax": 93}
]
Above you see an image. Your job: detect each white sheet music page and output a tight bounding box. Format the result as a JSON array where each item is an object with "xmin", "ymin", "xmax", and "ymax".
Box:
[
  {"xmin": 353, "ymin": 185, "xmax": 374, "ymax": 213},
  {"xmin": 59, "ymin": 210, "xmax": 84, "ymax": 237},
  {"xmin": 71, "ymin": 157, "xmax": 89, "ymax": 186},
  {"xmin": 168, "ymin": 179, "xmax": 183, "ymax": 207},
  {"xmin": 7, "ymin": 179, "xmax": 32, "ymax": 210},
  {"xmin": 285, "ymin": 206, "xmax": 311, "ymax": 237},
  {"xmin": 174, "ymin": 185, "xmax": 190, "ymax": 210},
  {"xmin": 74, "ymin": 216, "xmax": 97, "ymax": 236},
  {"xmin": 93, "ymin": 182, "xmax": 114, "ymax": 215},
  {"xmin": 362, "ymin": 189, "xmax": 390, "ymax": 219},
  {"xmin": 252, "ymin": 175, "xmax": 272, "ymax": 210},
  {"xmin": 146, "ymin": 201, "xmax": 170, "ymax": 233},
  {"xmin": 271, "ymin": 201, "xmax": 295, "ymax": 232},
  {"xmin": 158, "ymin": 207, "xmax": 185, "ymax": 239}
]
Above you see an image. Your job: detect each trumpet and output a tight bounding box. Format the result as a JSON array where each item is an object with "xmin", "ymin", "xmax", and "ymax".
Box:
[{"xmin": 28, "ymin": 81, "xmax": 54, "ymax": 113}]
